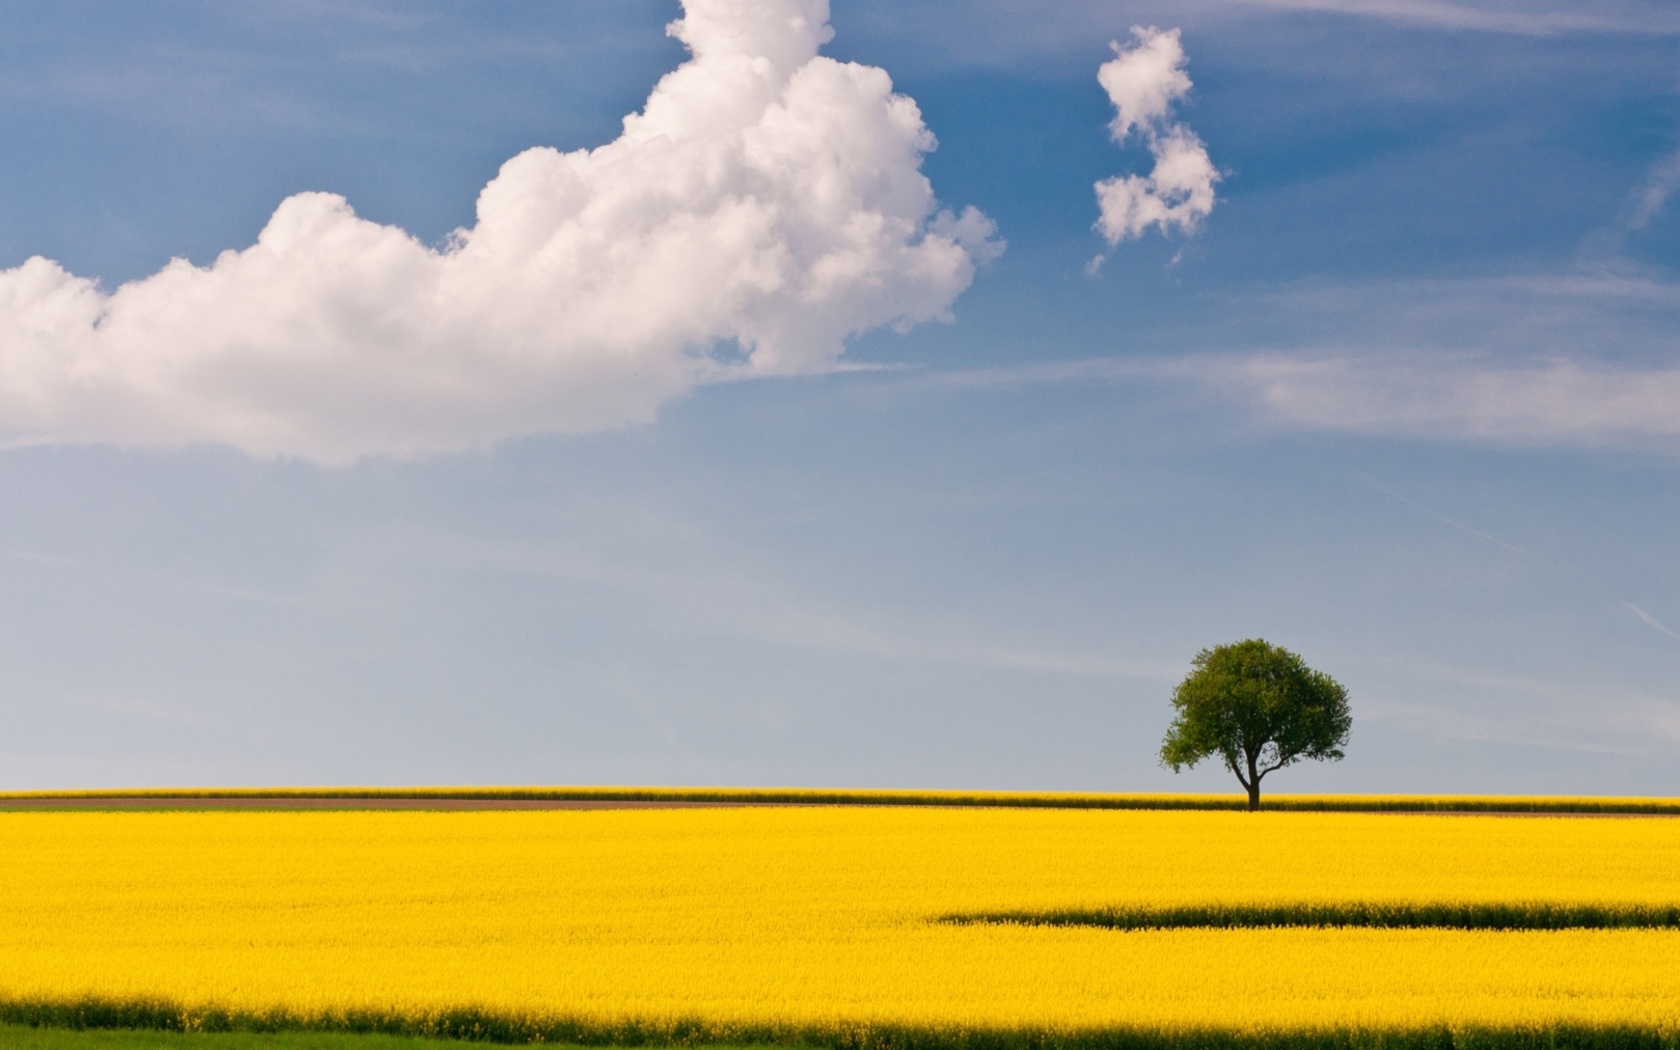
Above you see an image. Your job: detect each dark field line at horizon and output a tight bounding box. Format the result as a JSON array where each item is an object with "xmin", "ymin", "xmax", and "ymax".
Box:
[
  {"xmin": 1, "ymin": 789, "xmax": 1678, "ymax": 815},
  {"xmin": 944, "ymin": 902, "xmax": 1680, "ymax": 932}
]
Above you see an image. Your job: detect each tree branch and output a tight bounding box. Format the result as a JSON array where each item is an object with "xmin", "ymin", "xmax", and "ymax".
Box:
[{"xmin": 1226, "ymin": 755, "xmax": 1252, "ymax": 791}]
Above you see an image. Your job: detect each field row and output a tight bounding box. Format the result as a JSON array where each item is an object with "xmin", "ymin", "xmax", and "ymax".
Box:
[{"xmin": 945, "ymin": 900, "xmax": 1680, "ymax": 929}]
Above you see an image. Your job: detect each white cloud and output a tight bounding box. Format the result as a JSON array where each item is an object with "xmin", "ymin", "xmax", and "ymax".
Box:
[
  {"xmin": 1093, "ymin": 27, "xmax": 1218, "ymax": 245},
  {"xmin": 0, "ymin": 0, "xmax": 1000, "ymax": 464}
]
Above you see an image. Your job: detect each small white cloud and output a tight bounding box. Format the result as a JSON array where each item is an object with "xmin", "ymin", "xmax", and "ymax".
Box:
[
  {"xmin": 0, "ymin": 0, "xmax": 1000, "ymax": 464},
  {"xmin": 1096, "ymin": 26, "xmax": 1191, "ymax": 140},
  {"xmin": 1093, "ymin": 27, "xmax": 1218, "ymax": 244}
]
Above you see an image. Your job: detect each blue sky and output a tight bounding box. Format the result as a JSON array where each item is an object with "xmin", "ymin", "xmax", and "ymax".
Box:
[{"xmin": 1, "ymin": 0, "xmax": 1677, "ymax": 794}]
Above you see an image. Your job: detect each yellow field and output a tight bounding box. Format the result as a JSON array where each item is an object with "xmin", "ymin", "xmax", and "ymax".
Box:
[{"xmin": 1, "ymin": 807, "xmax": 1678, "ymax": 1044}]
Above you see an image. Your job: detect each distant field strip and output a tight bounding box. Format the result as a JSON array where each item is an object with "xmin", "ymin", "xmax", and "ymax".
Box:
[
  {"xmin": 2, "ymin": 786, "xmax": 1678, "ymax": 813},
  {"xmin": 3, "ymin": 807, "xmax": 1680, "ymax": 1047},
  {"xmin": 946, "ymin": 901, "xmax": 1680, "ymax": 930}
]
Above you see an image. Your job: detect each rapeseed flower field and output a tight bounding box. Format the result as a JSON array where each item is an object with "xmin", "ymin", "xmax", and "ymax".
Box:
[{"xmin": 1, "ymin": 806, "xmax": 1678, "ymax": 1046}]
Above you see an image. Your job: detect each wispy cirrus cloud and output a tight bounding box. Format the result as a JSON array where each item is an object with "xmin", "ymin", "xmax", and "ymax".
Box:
[
  {"xmin": 1189, "ymin": 351, "xmax": 1680, "ymax": 448},
  {"xmin": 1357, "ymin": 661, "xmax": 1680, "ymax": 752},
  {"xmin": 1626, "ymin": 148, "xmax": 1680, "ymax": 232},
  {"xmin": 829, "ymin": 0, "xmax": 1680, "ymax": 75},
  {"xmin": 910, "ymin": 264, "xmax": 1680, "ymax": 453},
  {"xmin": 1178, "ymin": 261, "xmax": 1680, "ymax": 449},
  {"xmin": 928, "ymin": 346, "xmax": 1680, "ymax": 451},
  {"xmin": 1227, "ymin": 0, "xmax": 1680, "ymax": 36},
  {"xmin": 1624, "ymin": 602, "xmax": 1680, "ymax": 645}
]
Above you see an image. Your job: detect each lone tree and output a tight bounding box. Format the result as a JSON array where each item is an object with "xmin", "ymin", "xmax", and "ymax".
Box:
[{"xmin": 1160, "ymin": 639, "xmax": 1351, "ymax": 810}]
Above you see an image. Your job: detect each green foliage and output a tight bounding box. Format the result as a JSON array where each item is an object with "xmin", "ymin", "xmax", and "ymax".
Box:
[
  {"xmin": 1160, "ymin": 639, "xmax": 1351, "ymax": 808},
  {"xmin": 0, "ymin": 1025, "xmax": 478, "ymax": 1048},
  {"xmin": 943, "ymin": 901, "xmax": 1680, "ymax": 932}
]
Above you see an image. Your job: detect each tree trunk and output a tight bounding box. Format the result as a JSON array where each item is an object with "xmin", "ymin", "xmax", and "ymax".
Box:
[{"xmin": 1246, "ymin": 752, "xmax": 1261, "ymax": 811}]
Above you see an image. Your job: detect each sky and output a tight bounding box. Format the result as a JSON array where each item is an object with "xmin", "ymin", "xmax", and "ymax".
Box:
[{"xmin": 0, "ymin": 0, "xmax": 1677, "ymax": 795}]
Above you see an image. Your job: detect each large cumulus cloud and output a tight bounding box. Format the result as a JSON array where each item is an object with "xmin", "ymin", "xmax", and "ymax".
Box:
[{"xmin": 0, "ymin": 0, "xmax": 999, "ymax": 463}]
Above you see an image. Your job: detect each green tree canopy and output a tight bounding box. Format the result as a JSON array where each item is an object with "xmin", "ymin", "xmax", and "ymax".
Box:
[{"xmin": 1160, "ymin": 639, "xmax": 1351, "ymax": 810}]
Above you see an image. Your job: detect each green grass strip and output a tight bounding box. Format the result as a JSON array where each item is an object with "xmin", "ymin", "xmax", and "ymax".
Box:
[
  {"xmin": 943, "ymin": 902, "xmax": 1680, "ymax": 931},
  {"xmin": 0, "ymin": 787, "xmax": 1677, "ymax": 814},
  {"xmin": 1, "ymin": 1002, "xmax": 1678, "ymax": 1050},
  {"xmin": 0, "ymin": 1024, "xmax": 486, "ymax": 1048}
]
